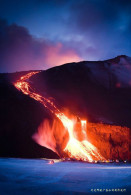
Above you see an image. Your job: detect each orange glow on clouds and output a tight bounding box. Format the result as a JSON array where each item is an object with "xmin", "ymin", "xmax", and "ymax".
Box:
[{"xmin": 45, "ymin": 43, "xmax": 81, "ymax": 67}]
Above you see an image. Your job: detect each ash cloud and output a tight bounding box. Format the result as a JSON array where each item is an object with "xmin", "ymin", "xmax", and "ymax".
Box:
[{"xmin": 0, "ymin": 19, "xmax": 81, "ymax": 73}]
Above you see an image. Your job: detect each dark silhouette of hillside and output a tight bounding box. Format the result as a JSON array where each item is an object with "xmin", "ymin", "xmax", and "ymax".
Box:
[
  {"xmin": 0, "ymin": 73, "xmax": 59, "ymax": 159},
  {"xmin": 0, "ymin": 55, "xmax": 131, "ymax": 159}
]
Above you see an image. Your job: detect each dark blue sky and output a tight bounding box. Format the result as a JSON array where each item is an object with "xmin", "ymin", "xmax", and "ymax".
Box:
[{"xmin": 0, "ymin": 0, "xmax": 131, "ymax": 72}]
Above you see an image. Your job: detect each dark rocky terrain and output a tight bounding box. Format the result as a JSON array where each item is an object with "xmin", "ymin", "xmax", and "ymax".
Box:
[
  {"xmin": 0, "ymin": 72, "xmax": 59, "ymax": 159},
  {"xmin": 32, "ymin": 55, "xmax": 131, "ymax": 127},
  {"xmin": 0, "ymin": 55, "xmax": 131, "ymax": 160}
]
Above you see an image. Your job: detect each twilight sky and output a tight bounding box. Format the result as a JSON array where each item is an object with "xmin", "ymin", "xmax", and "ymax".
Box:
[{"xmin": 0, "ymin": 0, "xmax": 131, "ymax": 72}]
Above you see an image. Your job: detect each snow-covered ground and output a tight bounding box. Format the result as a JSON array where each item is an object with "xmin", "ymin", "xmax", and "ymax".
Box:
[{"xmin": 0, "ymin": 158, "xmax": 131, "ymax": 194}]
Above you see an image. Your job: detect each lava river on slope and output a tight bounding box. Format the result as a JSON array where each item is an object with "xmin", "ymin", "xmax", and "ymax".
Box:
[{"xmin": 14, "ymin": 71, "xmax": 106, "ymax": 162}]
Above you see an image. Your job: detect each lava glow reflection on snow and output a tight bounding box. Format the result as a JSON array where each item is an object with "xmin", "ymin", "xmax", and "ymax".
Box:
[{"xmin": 14, "ymin": 71, "xmax": 105, "ymax": 162}]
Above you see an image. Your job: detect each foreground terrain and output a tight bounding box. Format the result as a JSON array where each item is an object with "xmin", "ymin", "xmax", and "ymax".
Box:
[{"xmin": 0, "ymin": 158, "xmax": 131, "ymax": 194}]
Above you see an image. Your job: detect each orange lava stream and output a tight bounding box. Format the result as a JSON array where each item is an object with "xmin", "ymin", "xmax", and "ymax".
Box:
[{"xmin": 14, "ymin": 71, "xmax": 105, "ymax": 162}]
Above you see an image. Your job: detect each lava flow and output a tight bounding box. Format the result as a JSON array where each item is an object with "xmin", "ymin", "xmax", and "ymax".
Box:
[{"xmin": 14, "ymin": 71, "xmax": 105, "ymax": 162}]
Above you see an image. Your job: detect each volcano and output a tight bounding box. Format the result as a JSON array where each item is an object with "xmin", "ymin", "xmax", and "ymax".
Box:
[{"xmin": 0, "ymin": 55, "xmax": 130, "ymax": 161}]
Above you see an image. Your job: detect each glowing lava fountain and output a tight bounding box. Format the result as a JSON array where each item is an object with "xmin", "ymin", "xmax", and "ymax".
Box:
[{"xmin": 14, "ymin": 71, "xmax": 105, "ymax": 162}]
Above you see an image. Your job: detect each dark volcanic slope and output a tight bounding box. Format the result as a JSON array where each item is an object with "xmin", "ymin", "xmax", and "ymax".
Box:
[
  {"xmin": 32, "ymin": 55, "xmax": 131, "ymax": 128},
  {"xmin": 0, "ymin": 55, "xmax": 131, "ymax": 159},
  {"xmin": 0, "ymin": 73, "xmax": 59, "ymax": 159}
]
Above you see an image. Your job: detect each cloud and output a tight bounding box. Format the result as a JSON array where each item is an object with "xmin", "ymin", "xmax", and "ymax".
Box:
[
  {"xmin": 45, "ymin": 42, "xmax": 80, "ymax": 66},
  {"xmin": 63, "ymin": 0, "xmax": 131, "ymax": 60},
  {"xmin": 0, "ymin": 0, "xmax": 131, "ymax": 72},
  {"xmin": 0, "ymin": 19, "xmax": 81, "ymax": 72}
]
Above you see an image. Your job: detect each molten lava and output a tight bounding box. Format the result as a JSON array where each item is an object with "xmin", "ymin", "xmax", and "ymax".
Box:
[{"xmin": 14, "ymin": 71, "xmax": 105, "ymax": 162}]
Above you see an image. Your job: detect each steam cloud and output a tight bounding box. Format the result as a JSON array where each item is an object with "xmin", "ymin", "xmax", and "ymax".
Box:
[
  {"xmin": 0, "ymin": 19, "xmax": 81, "ymax": 73},
  {"xmin": 32, "ymin": 118, "xmax": 69, "ymax": 157}
]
